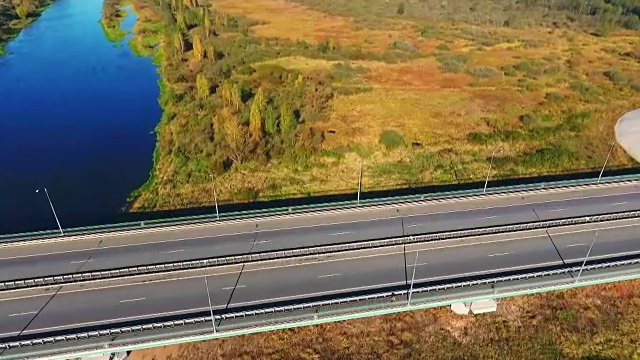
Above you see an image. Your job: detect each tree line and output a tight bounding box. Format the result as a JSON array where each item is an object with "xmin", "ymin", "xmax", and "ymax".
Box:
[{"xmin": 141, "ymin": 0, "xmax": 334, "ymax": 185}]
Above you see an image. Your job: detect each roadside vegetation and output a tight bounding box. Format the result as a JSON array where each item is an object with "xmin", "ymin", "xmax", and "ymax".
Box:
[
  {"xmin": 119, "ymin": 0, "xmax": 640, "ymax": 211},
  {"xmin": 130, "ymin": 279, "xmax": 640, "ymax": 360},
  {"xmin": 0, "ymin": 0, "xmax": 53, "ymax": 55}
]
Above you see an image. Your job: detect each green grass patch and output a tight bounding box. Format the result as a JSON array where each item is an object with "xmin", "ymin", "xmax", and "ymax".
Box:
[{"xmin": 379, "ymin": 129, "xmax": 404, "ymax": 150}]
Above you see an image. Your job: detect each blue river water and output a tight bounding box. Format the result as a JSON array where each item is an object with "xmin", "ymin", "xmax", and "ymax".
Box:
[{"xmin": 0, "ymin": 0, "xmax": 161, "ymax": 234}]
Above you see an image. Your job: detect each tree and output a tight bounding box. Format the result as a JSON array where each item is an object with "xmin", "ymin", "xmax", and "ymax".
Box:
[
  {"xmin": 206, "ymin": 43, "xmax": 216, "ymax": 60},
  {"xmin": 280, "ymin": 103, "xmax": 296, "ymax": 137},
  {"xmin": 193, "ymin": 35, "xmax": 204, "ymax": 60},
  {"xmin": 218, "ymin": 108, "xmax": 248, "ymax": 164},
  {"xmin": 196, "ymin": 73, "xmax": 210, "ymax": 99},
  {"xmin": 173, "ymin": 32, "xmax": 184, "ymax": 54},
  {"xmin": 264, "ymin": 104, "xmax": 278, "ymax": 134},
  {"xmin": 203, "ymin": 10, "xmax": 211, "ymax": 37},
  {"xmin": 220, "ymin": 81, "xmax": 241, "ymax": 110},
  {"xmin": 397, "ymin": 2, "xmax": 405, "ymax": 15},
  {"xmin": 176, "ymin": 12, "xmax": 187, "ymax": 32},
  {"xmin": 249, "ymin": 87, "xmax": 266, "ymax": 139}
]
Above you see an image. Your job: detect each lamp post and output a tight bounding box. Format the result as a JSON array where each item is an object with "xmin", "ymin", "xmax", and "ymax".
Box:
[
  {"xmin": 36, "ymin": 187, "xmax": 63, "ymax": 235},
  {"xmin": 597, "ymin": 141, "xmax": 616, "ymax": 183}
]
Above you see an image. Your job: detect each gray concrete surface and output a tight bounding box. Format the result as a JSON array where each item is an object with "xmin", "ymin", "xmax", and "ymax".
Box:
[
  {"xmin": 615, "ymin": 108, "xmax": 640, "ymax": 163},
  {"xmin": 0, "ymin": 184, "xmax": 639, "ymax": 282},
  {"xmin": 1, "ymin": 219, "xmax": 639, "ymax": 339}
]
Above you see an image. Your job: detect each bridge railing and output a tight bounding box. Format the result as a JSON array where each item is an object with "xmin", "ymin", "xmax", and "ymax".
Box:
[
  {"xmin": 2, "ymin": 210, "xmax": 639, "ymax": 291},
  {"xmin": 2, "ymin": 257, "xmax": 640, "ymax": 360},
  {"xmin": 1, "ymin": 173, "xmax": 639, "ymax": 243}
]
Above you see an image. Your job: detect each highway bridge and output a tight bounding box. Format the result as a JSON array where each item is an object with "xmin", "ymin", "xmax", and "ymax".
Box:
[{"xmin": 1, "ymin": 175, "xmax": 640, "ymax": 359}]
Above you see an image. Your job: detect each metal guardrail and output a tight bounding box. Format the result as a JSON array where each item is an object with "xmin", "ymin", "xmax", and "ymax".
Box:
[
  {"xmin": 2, "ymin": 173, "xmax": 639, "ymax": 242},
  {"xmin": 3, "ymin": 256, "xmax": 639, "ymax": 351},
  {"xmin": 2, "ymin": 210, "xmax": 639, "ymax": 291}
]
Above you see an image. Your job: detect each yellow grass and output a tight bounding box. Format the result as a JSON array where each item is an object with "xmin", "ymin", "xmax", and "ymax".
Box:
[{"xmin": 212, "ymin": 0, "xmax": 420, "ymax": 52}]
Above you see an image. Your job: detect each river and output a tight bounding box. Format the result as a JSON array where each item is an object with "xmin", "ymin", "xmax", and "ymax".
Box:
[{"xmin": 0, "ymin": 0, "xmax": 161, "ymax": 235}]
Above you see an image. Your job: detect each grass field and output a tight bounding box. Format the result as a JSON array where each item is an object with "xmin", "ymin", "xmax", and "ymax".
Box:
[
  {"xmin": 129, "ymin": 279, "xmax": 640, "ymax": 360},
  {"xmin": 125, "ymin": 0, "xmax": 640, "ymax": 210}
]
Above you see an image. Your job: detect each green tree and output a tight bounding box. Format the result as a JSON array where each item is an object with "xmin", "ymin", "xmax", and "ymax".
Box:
[
  {"xmin": 249, "ymin": 87, "xmax": 266, "ymax": 139},
  {"xmin": 176, "ymin": 12, "xmax": 187, "ymax": 32},
  {"xmin": 206, "ymin": 43, "xmax": 216, "ymax": 60},
  {"xmin": 264, "ymin": 104, "xmax": 279, "ymax": 134},
  {"xmin": 193, "ymin": 35, "xmax": 204, "ymax": 60},
  {"xmin": 196, "ymin": 73, "xmax": 210, "ymax": 99},
  {"xmin": 280, "ymin": 103, "xmax": 296, "ymax": 137},
  {"xmin": 397, "ymin": 2, "xmax": 405, "ymax": 15},
  {"xmin": 173, "ymin": 32, "xmax": 184, "ymax": 55},
  {"xmin": 203, "ymin": 9, "xmax": 211, "ymax": 37}
]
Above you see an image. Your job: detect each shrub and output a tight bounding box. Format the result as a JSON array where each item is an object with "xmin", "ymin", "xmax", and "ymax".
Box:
[
  {"xmin": 470, "ymin": 66, "xmax": 501, "ymax": 78},
  {"xmin": 544, "ymin": 92, "xmax": 564, "ymax": 102},
  {"xmin": 603, "ymin": 69, "xmax": 628, "ymax": 86},
  {"xmin": 379, "ymin": 129, "xmax": 404, "ymax": 150},
  {"xmin": 397, "ymin": 2, "xmax": 405, "ymax": 15},
  {"xmin": 436, "ymin": 42, "xmax": 450, "ymax": 51},
  {"xmin": 436, "ymin": 54, "xmax": 469, "ymax": 74},
  {"xmin": 519, "ymin": 113, "xmax": 538, "ymax": 127},
  {"xmin": 570, "ymin": 81, "xmax": 602, "ymax": 97}
]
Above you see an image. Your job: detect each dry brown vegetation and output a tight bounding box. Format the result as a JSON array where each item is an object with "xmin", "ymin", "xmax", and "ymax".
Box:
[
  {"xmin": 130, "ymin": 279, "xmax": 640, "ymax": 360},
  {"xmin": 124, "ymin": 0, "xmax": 640, "ymax": 211}
]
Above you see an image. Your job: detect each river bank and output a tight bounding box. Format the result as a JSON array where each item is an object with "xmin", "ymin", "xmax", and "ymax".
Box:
[{"xmin": 0, "ymin": 0, "xmax": 54, "ymax": 55}]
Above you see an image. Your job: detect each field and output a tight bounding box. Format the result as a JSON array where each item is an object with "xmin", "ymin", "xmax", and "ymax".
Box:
[
  {"xmin": 129, "ymin": 279, "xmax": 640, "ymax": 360},
  {"xmin": 123, "ymin": 0, "xmax": 640, "ymax": 211}
]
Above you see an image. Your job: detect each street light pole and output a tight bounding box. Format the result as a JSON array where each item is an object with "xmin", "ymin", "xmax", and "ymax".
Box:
[
  {"xmin": 204, "ymin": 276, "xmax": 217, "ymax": 334},
  {"xmin": 357, "ymin": 159, "xmax": 363, "ymax": 205},
  {"xmin": 483, "ymin": 149, "xmax": 499, "ymax": 194},
  {"xmin": 576, "ymin": 230, "xmax": 599, "ymax": 283},
  {"xmin": 407, "ymin": 251, "xmax": 419, "ymax": 306},
  {"xmin": 36, "ymin": 187, "xmax": 63, "ymax": 235},
  {"xmin": 597, "ymin": 141, "xmax": 616, "ymax": 183}
]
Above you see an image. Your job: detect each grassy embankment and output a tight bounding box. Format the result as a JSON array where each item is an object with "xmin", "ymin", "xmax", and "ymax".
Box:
[
  {"xmin": 100, "ymin": 0, "xmax": 129, "ymax": 42},
  {"xmin": 0, "ymin": 0, "xmax": 54, "ymax": 55},
  {"xmin": 130, "ymin": 279, "xmax": 640, "ymax": 360},
  {"xmin": 124, "ymin": 0, "xmax": 640, "ymax": 212}
]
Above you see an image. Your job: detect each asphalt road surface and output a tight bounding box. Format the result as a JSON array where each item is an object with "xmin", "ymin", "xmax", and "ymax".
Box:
[
  {"xmin": 0, "ymin": 183, "xmax": 639, "ymax": 281},
  {"xmin": 0, "ymin": 219, "xmax": 638, "ymax": 339}
]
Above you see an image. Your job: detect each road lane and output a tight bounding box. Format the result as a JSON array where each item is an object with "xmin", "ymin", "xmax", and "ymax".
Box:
[
  {"xmin": 1, "ymin": 184, "xmax": 639, "ymax": 282},
  {"xmin": 405, "ymin": 235, "xmax": 562, "ymax": 281},
  {"xmin": 551, "ymin": 225, "xmax": 640, "ymax": 262},
  {"xmin": 5, "ymin": 221, "xmax": 639, "ymax": 337}
]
